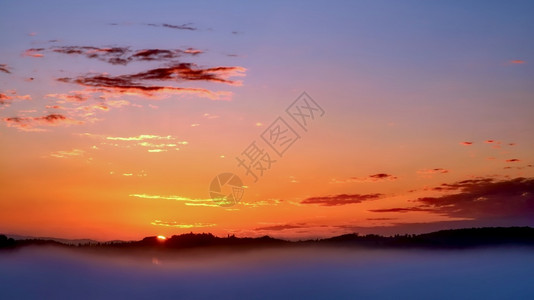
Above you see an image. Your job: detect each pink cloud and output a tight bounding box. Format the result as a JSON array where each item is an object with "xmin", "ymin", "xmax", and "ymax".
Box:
[
  {"xmin": 22, "ymin": 48, "xmax": 44, "ymax": 57},
  {"xmin": 3, "ymin": 113, "xmax": 82, "ymax": 131}
]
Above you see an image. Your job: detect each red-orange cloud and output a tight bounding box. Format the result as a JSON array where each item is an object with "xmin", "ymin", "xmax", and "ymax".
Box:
[
  {"xmin": 3, "ymin": 113, "xmax": 82, "ymax": 131},
  {"xmin": 22, "ymin": 48, "xmax": 44, "ymax": 58},
  {"xmin": 332, "ymin": 173, "xmax": 398, "ymax": 183},
  {"xmin": 301, "ymin": 193, "xmax": 383, "ymax": 206}
]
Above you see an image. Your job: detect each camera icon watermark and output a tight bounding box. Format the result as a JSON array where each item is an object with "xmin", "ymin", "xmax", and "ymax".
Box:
[{"xmin": 209, "ymin": 173, "xmax": 245, "ymax": 207}]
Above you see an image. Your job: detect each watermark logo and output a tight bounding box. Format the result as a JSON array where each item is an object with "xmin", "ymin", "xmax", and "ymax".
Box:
[
  {"xmin": 210, "ymin": 92, "xmax": 325, "ymax": 206},
  {"xmin": 209, "ymin": 173, "xmax": 245, "ymax": 207}
]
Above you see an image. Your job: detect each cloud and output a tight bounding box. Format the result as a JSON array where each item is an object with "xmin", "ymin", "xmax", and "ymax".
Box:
[
  {"xmin": 1, "ymin": 90, "xmax": 32, "ymax": 105},
  {"xmin": 106, "ymin": 134, "xmax": 178, "ymax": 141},
  {"xmin": 57, "ymin": 63, "xmax": 245, "ymax": 99},
  {"xmin": 241, "ymin": 198, "xmax": 283, "ymax": 208},
  {"xmin": 22, "ymin": 44, "xmax": 244, "ymax": 104},
  {"xmin": 129, "ymin": 193, "xmax": 217, "ymax": 207},
  {"xmin": 431, "ymin": 178, "xmax": 494, "ymax": 192},
  {"xmin": 3, "ymin": 113, "xmax": 82, "ymax": 131},
  {"xmin": 52, "ymin": 46, "xmax": 130, "ymax": 65},
  {"xmin": 146, "ymin": 23, "xmax": 197, "ymax": 31},
  {"xmin": 106, "ymin": 100, "xmax": 130, "ymax": 108},
  {"xmin": 138, "ymin": 141, "xmax": 182, "ymax": 152},
  {"xmin": 151, "ymin": 220, "xmax": 216, "ymax": 228},
  {"xmin": 510, "ymin": 60, "xmax": 526, "ymax": 64},
  {"xmin": 301, "ymin": 193, "xmax": 383, "ymax": 206},
  {"xmin": 46, "ymin": 92, "xmax": 89, "ymax": 102},
  {"xmin": 22, "ymin": 48, "xmax": 44, "ymax": 57},
  {"xmin": 80, "ymin": 134, "xmax": 187, "ymax": 152},
  {"xmin": 331, "ymin": 173, "xmax": 397, "ymax": 183},
  {"xmin": 255, "ymin": 224, "xmax": 305, "ymax": 231},
  {"xmin": 417, "ymin": 168, "xmax": 449, "ymax": 175},
  {"xmin": 203, "ymin": 113, "xmax": 219, "ymax": 119},
  {"xmin": 460, "ymin": 141, "xmax": 473, "ymax": 145},
  {"xmin": 12, "ymin": 38, "xmax": 244, "ymax": 130},
  {"xmin": 50, "ymin": 46, "xmax": 203, "ymax": 65},
  {"xmin": 504, "ymin": 164, "xmax": 533, "ymax": 170},
  {"xmin": 50, "ymin": 149, "xmax": 84, "ymax": 158},
  {"xmin": 371, "ymin": 177, "xmax": 534, "ymax": 220},
  {"xmin": 41, "ymin": 91, "xmax": 133, "ymax": 124},
  {"xmin": 0, "ymin": 64, "xmax": 11, "ymax": 74},
  {"xmin": 369, "ymin": 207, "xmax": 433, "ymax": 213},
  {"xmin": 117, "ymin": 63, "xmax": 244, "ymax": 84},
  {"xmin": 367, "ymin": 173, "xmax": 397, "ymax": 181},
  {"xmin": 0, "ymin": 93, "xmax": 12, "ymax": 105}
]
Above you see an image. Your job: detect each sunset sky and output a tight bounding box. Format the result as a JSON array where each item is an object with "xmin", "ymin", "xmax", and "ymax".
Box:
[{"xmin": 1, "ymin": 0, "xmax": 533, "ymax": 240}]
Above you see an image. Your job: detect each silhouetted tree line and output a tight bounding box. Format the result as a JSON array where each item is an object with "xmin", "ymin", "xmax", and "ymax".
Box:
[
  {"xmin": 0, "ymin": 235, "xmax": 16, "ymax": 248},
  {"xmin": 2, "ymin": 227, "xmax": 534, "ymax": 251}
]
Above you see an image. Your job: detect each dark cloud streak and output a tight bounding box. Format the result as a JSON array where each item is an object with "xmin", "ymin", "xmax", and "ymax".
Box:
[
  {"xmin": 146, "ymin": 23, "xmax": 197, "ymax": 31},
  {"xmin": 301, "ymin": 193, "xmax": 383, "ymax": 206},
  {"xmin": 49, "ymin": 46, "xmax": 202, "ymax": 65},
  {"xmin": 370, "ymin": 177, "xmax": 534, "ymax": 220},
  {"xmin": 0, "ymin": 64, "xmax": 11, "ymax": 74}
]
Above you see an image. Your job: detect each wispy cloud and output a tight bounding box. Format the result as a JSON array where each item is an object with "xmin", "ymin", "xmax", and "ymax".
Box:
[
  {"xmin": 301, "ymin": 193, "xmax": 383, "ymax": 206},
  {"xmin": 48, "ymin": 44, "xmax": 244, "ymax": 100},
  {"xmin": 417, "ymin": 168, "xmax": 449, "ymax": 176},
  {"xmin": 22, "ymin": 48, "xmax": 44, "ymax": 57},
  {"xmin": 3, "ymin": 113, "xmax": 82, "ymax": 131},
  {"xmin": 242, "ymin": 198, "xmax": 283, "ymax": 208},
  {"xmin": 130, "ymin": 193, "xmax": 217, "ymax": 207},
  {"xmin": 50, "ymin": 149, "xmax": 85, "ymax": 158},
  {"xmin": 145, "ymin": 23, "xmax": 197, "ymax": 31},
  {"xmin": 0, "ymin": 64, "xmax": 11, "ymax": 74},
  {"xmin": 151, "ymin": 220, "xmax": 216, "ymax": 228},
  {"xmin": 46, "ymin": 92, "xmax": 90, "ymax": 103},
  {"xmin": 331, "ymin": 173, "xmax": 397, "ymax": 183},
  {"xmin": 106, "ymin": 134, "xmax": 177, "ymax": 141},
  {"xmin": 370, "ymin": 177, "xmax": 534, "ymax": 220},
  {"xmin": 431, "ymin": 178, "xmax": 494, "ymax": 192},
  {"xmin": 369, "ymin": 207, "xmax": 433, "ymax": 213},
  {"xmin": 255, "ymin": 224, "xmax": 306, "ymax": 231},
  {"xmin": 0, "ymin": 90, "xmax": 32, "ymax": 106},
  {"xmin": 57, "ymin": 67, "xmax": 242, "ymax": 100},
  {"xmin": 0, "ymin": 93, "xmax": 12, "ymax": 105},
  {"xmin": 49, "ymin": 46, "xmax": 203, "ymax": 65},
  {"xmin": 79, "ymin": 133, "xmax": 187, "ymax": 153}
]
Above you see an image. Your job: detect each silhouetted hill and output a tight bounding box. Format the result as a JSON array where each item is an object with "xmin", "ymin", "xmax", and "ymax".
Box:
[
  {"xmin": 2, "ymin": 227, "xmax": 534, "ymax": 251},
  {"xmin": 114, "ymin": 233, "xmax": 288, "ymax": 250},
  {"xmin": 6, "ymin": 234, "xmax": 99, "ymax": 245},
  {"xmin": 0, "ymin": 235, "xmax": 16, "ymax": 248}
]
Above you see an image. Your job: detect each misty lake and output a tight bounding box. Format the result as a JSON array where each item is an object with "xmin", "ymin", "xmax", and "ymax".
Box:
[{"xmin": 1, "ymin": 246, "xmax": 533, "ymax": 299}]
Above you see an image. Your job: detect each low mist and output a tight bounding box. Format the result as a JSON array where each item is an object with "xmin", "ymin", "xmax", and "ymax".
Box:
[{"xmin": 1, "ymin": 246, "xmax": 533, "ymax": 299}]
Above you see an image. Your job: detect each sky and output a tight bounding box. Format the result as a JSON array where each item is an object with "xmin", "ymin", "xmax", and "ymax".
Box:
[{"xmin": 1, "ymin": 0, "xmax": 533, "ymax": 240}]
